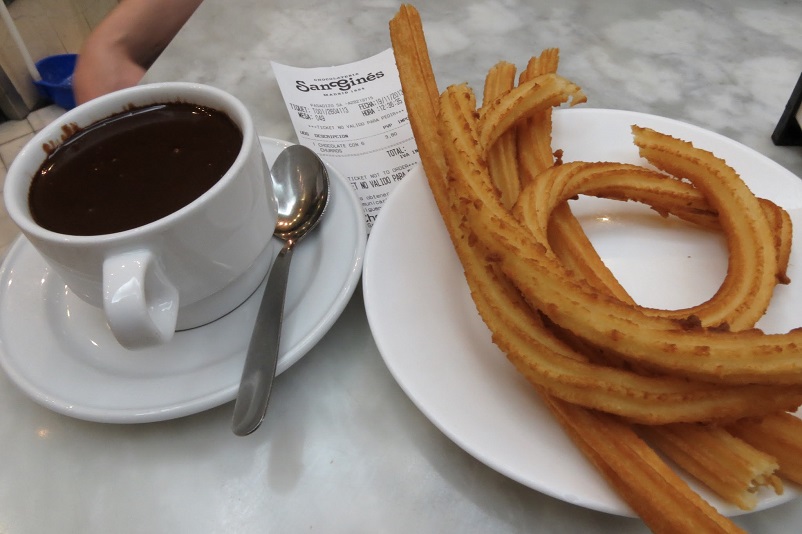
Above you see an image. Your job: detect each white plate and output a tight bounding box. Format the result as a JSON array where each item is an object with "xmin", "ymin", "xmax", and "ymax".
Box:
[
  {"xmin": 363, "ymin": 108, "xmax": 802, "ymax": 517},
  {"xmin": 0, "ymin": 137, "xmax": 366, "ymax": 424}
]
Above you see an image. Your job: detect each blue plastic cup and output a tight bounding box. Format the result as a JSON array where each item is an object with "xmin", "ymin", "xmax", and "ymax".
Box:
[{"xmin": 34, "ymin": 53, "xmax": 77, "ymax": 110}]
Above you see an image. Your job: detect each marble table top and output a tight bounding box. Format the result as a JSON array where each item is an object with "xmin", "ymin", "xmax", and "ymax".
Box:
[{"xmin": 2, "ymin": 1, "xmax": 802, "ymax": 532}]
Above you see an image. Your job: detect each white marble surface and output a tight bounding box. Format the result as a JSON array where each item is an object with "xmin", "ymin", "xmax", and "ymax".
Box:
[{"xmin": 3, "ymin": 0, "xmax": 802, "ymax": 533}]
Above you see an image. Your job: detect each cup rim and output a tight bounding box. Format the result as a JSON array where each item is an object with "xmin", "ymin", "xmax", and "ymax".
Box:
[{"xmin": 5, "ymin": 82, "xmax": 257, "ymax": 245}]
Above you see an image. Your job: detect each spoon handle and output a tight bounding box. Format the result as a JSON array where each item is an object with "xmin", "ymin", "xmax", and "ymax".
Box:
[{"xmin": 231, "ymin": 241, "xmax": 294, "ymax": 436}]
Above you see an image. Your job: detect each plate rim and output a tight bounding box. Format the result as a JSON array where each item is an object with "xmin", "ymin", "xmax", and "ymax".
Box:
[{"xmin": 363, "ymin": 107, "xmax": 802, "ymax": 517}]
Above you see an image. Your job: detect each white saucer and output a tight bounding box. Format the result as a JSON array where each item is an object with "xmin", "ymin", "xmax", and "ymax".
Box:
[{"xmin": 0, "ymin": 137, "xmax": 366, "ymax": 424}]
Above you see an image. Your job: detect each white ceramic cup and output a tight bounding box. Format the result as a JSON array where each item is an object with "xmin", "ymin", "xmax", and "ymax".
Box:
[{"xmin": 5, "ymin": 82, "xmax": 278, "ymax": 349}]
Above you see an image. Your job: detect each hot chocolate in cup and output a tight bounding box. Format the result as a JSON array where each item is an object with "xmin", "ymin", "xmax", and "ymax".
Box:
[{"xmin": 4, "ymin": 82, "xmax": 278, "ymax": 349}]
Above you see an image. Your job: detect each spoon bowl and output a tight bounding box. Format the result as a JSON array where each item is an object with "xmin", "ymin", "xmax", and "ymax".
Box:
[
  {"xmin": 232, "ymin": 145, "xmax": 329, "ymax": 436},
  {"xmin": 273, "ymin": 145, "xmax": 329, "ymax": 240}
]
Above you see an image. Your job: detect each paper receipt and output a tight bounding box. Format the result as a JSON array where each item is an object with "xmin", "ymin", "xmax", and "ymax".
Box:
[{"xmin": 272, "ymin": 49, "xmax": 421, "ymax": 233}]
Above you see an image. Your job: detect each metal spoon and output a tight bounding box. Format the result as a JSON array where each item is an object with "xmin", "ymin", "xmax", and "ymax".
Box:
[{"xmin": 232, "ymin": 145, "xmax": 330, "ymax": 436}]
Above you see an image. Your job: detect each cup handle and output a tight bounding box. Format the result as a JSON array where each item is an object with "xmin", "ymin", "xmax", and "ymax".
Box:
[{"xmin": 103, "ymin": 250, "xmax": 179, "ymax": 349}]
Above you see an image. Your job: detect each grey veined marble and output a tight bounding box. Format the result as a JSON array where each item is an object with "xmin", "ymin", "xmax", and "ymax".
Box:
[{"xmin": 2, "ymin": 1, "xmax": 802, "ymax": 533}]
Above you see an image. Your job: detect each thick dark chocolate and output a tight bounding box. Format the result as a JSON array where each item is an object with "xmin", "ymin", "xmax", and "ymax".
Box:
[{"xmin": 29, "ymin": 102, "xmax": 243, "ymax": 235}]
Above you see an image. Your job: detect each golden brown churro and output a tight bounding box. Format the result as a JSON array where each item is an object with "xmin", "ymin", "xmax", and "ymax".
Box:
[{"xmin": 389, "ymin": 4, "xmax": 802, "ymax": 531}]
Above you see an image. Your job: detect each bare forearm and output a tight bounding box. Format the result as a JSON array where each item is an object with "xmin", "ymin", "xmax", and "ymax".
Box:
[{"xmin": 73, "ymin": 0, "xmax": 204, "ymax": 104}]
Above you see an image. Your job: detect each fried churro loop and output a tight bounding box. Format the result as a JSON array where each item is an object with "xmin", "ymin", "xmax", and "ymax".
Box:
[
  {"xmin": 390, "ymin": 4, "xmax": 801, "ymax": 530},
  {"xmin": 438, "ymin": 88, "xmax": 802, "ymax": 418}
]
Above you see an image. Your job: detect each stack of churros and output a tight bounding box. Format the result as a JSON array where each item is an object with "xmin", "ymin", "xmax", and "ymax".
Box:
[{"xmin": 389, "ymin": 4, "xmax": 802, "ymax": 533}]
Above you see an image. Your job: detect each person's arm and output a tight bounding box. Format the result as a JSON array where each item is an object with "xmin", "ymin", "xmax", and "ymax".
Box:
[{"xmin": 73, "ymin": 0, "xmax": 204, "ymax": 104}]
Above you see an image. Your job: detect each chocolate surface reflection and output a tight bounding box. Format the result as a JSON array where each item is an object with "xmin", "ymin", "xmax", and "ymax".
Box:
[{"xmin": 29, "ymin": 103, "xmax": 242, "ymax": 236}]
